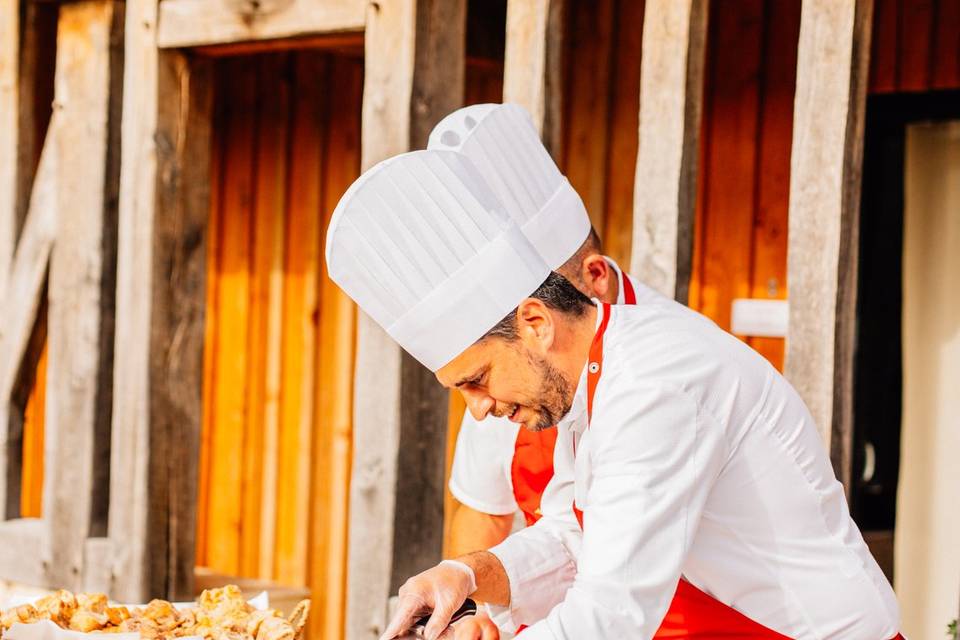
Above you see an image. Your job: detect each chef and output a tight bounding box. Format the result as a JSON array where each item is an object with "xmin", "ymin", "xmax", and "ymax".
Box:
[
  {"xmin": 325, "ymin": 148, "xmax": 903, "ymax": 639},
  {"xmin": 427, "ymin": 104, "xmax": 661, "ymax": 558}
]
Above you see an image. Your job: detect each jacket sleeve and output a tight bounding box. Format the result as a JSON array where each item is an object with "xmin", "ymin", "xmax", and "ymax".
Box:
[
  {"xmin": 449, "ymin": 411, "xmax": 520, "ymax": 515},
  {"xmin": 511, "ymin": 381, "xmax": 727, "ymax": 639}
]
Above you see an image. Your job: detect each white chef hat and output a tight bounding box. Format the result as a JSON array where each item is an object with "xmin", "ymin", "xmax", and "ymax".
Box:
[
  {"xmin": 325, "ymin": 149, "xmax": 550, "ymax": 371},
  {"xmin": 427, "ymin": 103, "xmax": 592, "ymax": 270}
]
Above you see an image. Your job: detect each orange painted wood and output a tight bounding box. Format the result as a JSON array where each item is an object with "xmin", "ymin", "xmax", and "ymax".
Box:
[
  {"xmin": 464, "ymin": 58, "xmax": 504, "ymax": 105},
  {"xmin": 931, "ymin": 0, "xmax": 960, "ymax": 90},
  {"xmin": 898, "ymin": 0, "xmax": 936, "ymax": 92},
  {"xmin": 747, "ymin": 0, "xmax": 800, "ymax": 371},
  {"xmin": 274, "ymin": 53, "xmax": 327, "ymax": 588},
  {"xmin": 601, "ymin": 0, "xmax": 645, "ymax": 269},
  {"xmin": 20, "ymin": 339, "xmax": 47, "ymax": 518},
  {"xmin": 869, "ymin": 0, "xmax": 899, "ymax": 93},
  {"xmin": 562, "ymin": 0, "xmax": 615, "ymax": 235},
  {"xmin": 697, "ymin": 0, "xmax": 764, "ymax": 332},
  {"xmin": 309, "ymin": 54, "xmax": 361, "ymax": 640},
  {"xmin": 204, "ymin": 57, "xmax": 258, "ymax": 576}
]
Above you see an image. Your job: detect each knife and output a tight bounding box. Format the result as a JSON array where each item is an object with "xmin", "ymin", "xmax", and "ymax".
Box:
[{"xmin": 394, "ymin": 598, "xmax": 478, "ymax": 639}]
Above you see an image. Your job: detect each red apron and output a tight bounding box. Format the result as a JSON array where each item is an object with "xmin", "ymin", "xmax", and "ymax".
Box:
[{"xmin": 568, "ymin": 303, "xmax": 904, "ymax": 639}]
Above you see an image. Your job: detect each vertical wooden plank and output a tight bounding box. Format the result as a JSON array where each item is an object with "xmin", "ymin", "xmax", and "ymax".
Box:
[
  {"xmin": 696, "ymin": 0, "xmax": 763, "ymax": 331},
  {"xmin": 43, "ymin": 0, "xmax": 119, "ymax": 590},
  {"xmin": 748, "ymin": 0, "xmax": 801, "ymax": 371},
  {"xmin": 931, "ymin": 0, "xmax": 960, "ymax": 90},
  {"xmin": 868, "ymin": 0, "xmax": 898, "ymax": 93},
  {"xmin": 147, "ymin": 49, "xmax": 213, "ymax": 599},
  {"xmin": 601, "ymin": 0, "xmax": 645, "ymax": 269},
  {"xmin": 309, "ymin": 53, "xmax": 361, "ymax": 640},
  {"xmin": 204, "ymin": 57, "xmax": 256, "ymax": 577},
  {"xmin": 252, "ymin": 53, "xmax": 292, "ymax": 582},
  {"xmin": 785, "ymin": 0, "xmax": 873, "ymax": 486},
  {"xmin": 348, "ymin": 0, "xmax": 466, "ymax": 637},
  {"xmin": 503, "ymin": 0, "xmax": 566, "ymax": 156},
  {"xmin": 20, "ymin": 340, "xmax": 47, "ymax": 518},
  {"xmin": 241, "ymin": 53, "xmax": 290, "ymax": 579},
  {"xmin": 562, "ymin": 0, "xmax": 615, "ymax": 234},
  {"xmin": 898, "ymin": 0, "xmax": 935, "ymax": 92},
  {"xmin": 0, "ymin": 0, "xmax": 18, "ymax": 289},
  {"xmin": 630, "ymin": 0, "xmax": 708, "ymax": 301},
  {"xmin": 274, "ymin": 52, "xmax": 326, "ymax": 588}
]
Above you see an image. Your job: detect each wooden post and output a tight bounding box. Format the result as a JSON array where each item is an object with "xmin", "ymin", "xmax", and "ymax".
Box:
[
  {"xmin": 503, "ymin": 0, "xmax": 565, "ymax": 157},
  {"xmin": 630, "ymin": 0, "xmax": 708, "ymax": 302},
  {"xmin": 346, "ymin": 1, "xmax": 465, "ymax": 638},
  {"xmin": 784, "ymin": 0, "xmax": 873, "ymax": 489},
  {"xmin": 109, "ymin": 0, "xmax": 213, "ymax": 601},
  {"xmin": 42, "ymin": 0, "xmax": 123, "ymax": 591},
  {"xmin": 0, "ymin": 0, "xmax": 17, "ymax": 290}
]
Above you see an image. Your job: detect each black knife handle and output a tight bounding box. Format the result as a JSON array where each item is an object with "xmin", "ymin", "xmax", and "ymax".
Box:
[{"xmin": 413, "ymin": 598, "xmax": 478, "ymax": 629}]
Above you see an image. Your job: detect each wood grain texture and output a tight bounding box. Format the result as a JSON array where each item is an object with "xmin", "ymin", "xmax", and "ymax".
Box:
[
  {"xmin": 20, "ymin": 339, "xmax": 46, "ymax": 518},
  {"xmin": 0, "ymin": 0, "xmax": 18, "ymax": 289},
  {"xmin": 157, "ymin": 0, "xmax": 365, "ymax": 49},
  {"xmin": 785, "ymin": 0, "xmax": 872, "ymax": 484},
  {"xmin": 630, "ymin": 0, "xmax": 707, "ymax": 301},
  {"xmin": 347, "ymin": 1, "xmax": 465, "ymax": 637},
  {"xmin": 503, "ymin": 0, "xmax": 566, "ymax": 156},
  {"xmin": 43, "ymin": 0, "xmax": 120, "ymax": 590}
]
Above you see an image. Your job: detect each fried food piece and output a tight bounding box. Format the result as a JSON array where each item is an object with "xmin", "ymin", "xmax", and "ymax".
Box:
[
  {"xmin": 105, "ymin": 606, "xmax": 131, "ymax": 626},
  {"xmin": 34, "ymin": 590, "xmax": 78, "ymax": 626},
  {"xmin": 254, "ymin": 616, "xmax": 293, "ymax": 640},
  {"xmin": 68, "ymin": 610, "xmax": 107, "ymax": 633},
  {"xmin": 140, "ymin": 599, "xmax": 181, "ymax": 632},
  {"xmin": 77, "ymin": 593, "xmax": 108, "ymax": 615},
  {"xmin": 286, "ymin": 601, "xmax": 309, "ymax": 640},
  {"xmin": 1, "ymin": 604, "xmax": 40, "ymax": 629}
]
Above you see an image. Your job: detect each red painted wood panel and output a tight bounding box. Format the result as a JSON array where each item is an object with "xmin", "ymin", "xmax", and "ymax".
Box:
[{"xmin": 870, "ymin": 0, "xmax": 960, "ymax": 93}]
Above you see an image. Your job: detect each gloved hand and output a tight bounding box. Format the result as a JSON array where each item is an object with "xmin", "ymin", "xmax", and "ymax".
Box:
[
  {"xmin": 453, "ymin": 612, "xmax": 500, "ymax": 640},
  {"xmin": 380, "ymin": 560, "xmax": 478, "ymax": 640}
]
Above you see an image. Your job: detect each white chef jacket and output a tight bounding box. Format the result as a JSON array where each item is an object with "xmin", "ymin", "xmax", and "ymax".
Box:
[
  {"xmin": 448, "ymin": 258, "xmax": 663, "ymax": 515},
  {"xmin": 487, "ymin": 298, "xmax": 901, "ymax": 639}
]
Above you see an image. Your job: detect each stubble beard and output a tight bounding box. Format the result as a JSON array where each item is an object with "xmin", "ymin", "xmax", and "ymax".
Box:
[{"xmin": 525, "ymin": 351, "xmax": 574, "ymax": 432}]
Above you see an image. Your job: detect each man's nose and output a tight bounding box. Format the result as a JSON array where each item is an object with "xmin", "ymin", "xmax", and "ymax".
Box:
[{"xmin": 461, "ymin": 389, "xmax": 494, "ymax": 421}]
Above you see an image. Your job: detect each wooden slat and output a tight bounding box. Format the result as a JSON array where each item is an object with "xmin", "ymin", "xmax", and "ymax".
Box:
[
  {"xmin": 0, "ymin": 520, "xmax": 45, "ymax": 586},
  {"xmin": 868, "ymin": 0, "xmax": 898, "ymax": 93},
  {"xmin": 157, "ymin": 0, "xmax": 365, "ymax": 49},
  {"xmin": 563, "ymin": 0, "xmax": 615, "ymax": 234},
  {"xmin": 251, "ymin": 53, "xmax": 292, "ymax": 583},
  {"xmin": 898, "ymin": 0, "xmax": 935, "ymax": 92},
  {"xmin": 748, "ymin": 0, "xmax": 800, "ymax": 371},
  {"xmin": 20, "ymin": 339, "xmax": 47, "ymax": 518},
  {"xmin": 696, "ymin": 0, "xmax": 763, "ymax": 331},
  {"xmin": 601, "ymin": 0, "xmax": 646, "ymax": 269},
  {"xmin": 309, "ymin": 53, "xmax": 361, "ymax": 640},
  {"xmin": 630, "ymin": 0, "xmax": 708, "ymax": 301},
  {"xmin": 503, "ymin": 0, "xmax": 566, "ymax": 156},
  {"xmin": 931, "ymin": 0, "xmax": 960, "ymax": 90},
  {"xmin": 347, "ymin": 1, "xmax": 465, "ymax": 637},
  {"xmin": 43, "ymin": 0, "xmax": 120, "ymax": 590},
  {"xmin": 204, "ymin": 57, "xmax": 257, "ymax": 577},
  {"xmin": 146, "ymin": 49, "xmax": 213, "ymax": 600},
  {"xmin": 785, "ymin": 0, "xmax": 873, "ymax": 485},
  {"xmin": 274, "ymin": 53, "xmax": 326, "ymax": 588},
  {"xmin": 0, "ymin": 0, "xmax": 18, "ymax": 289}
]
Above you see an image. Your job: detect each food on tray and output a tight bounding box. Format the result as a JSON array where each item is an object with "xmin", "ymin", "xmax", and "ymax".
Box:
[{"xmin": 0, "ymin": 586, "xmax": 309, "ymax": 640}]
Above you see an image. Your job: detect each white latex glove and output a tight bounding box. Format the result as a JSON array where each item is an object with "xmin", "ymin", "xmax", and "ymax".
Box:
[
  {"xmin": 453, "ymin": 612, "xmax": 500, "ymax": 640},
  {"xmin": 380, "ymin": 560, "xmax": 477, "ymax": 640}
]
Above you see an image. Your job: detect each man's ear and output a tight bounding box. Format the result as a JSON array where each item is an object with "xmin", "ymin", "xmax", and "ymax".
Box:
[
  {"xmin": 581, "ymin": 254, "xmax": 610, "ymax": 299},
  {"xmin": 515, "ymin": 298, "xmax": 555, "ymax": 353}
]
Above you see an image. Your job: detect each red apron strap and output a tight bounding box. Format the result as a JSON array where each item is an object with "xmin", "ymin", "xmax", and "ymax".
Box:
[
  {"xmin": 621, "ymin": 272, "xmax": 637, "ymax": 305},
  {"xmin": 511, "ymin": 428, "xmax": 559, "ymax": 526}
]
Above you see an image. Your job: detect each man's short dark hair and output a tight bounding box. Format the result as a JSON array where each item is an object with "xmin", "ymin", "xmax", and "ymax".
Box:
[{"xmin": 481, "ymin": 272, "xmax": 593, "ymax": 342}]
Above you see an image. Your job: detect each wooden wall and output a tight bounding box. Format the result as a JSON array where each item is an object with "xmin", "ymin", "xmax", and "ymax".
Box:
[
  {"xmin": 195, "ymin": 49, "xmax": 361, "ymax": 640},
  {"xmin": 688, "ymin": 0, "xmax": 801, "ymax": 371}
]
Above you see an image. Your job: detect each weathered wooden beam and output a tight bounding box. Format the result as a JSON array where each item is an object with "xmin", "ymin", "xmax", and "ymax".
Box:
[
  {"xmin": 784, "ymin": 0, "xmax": 873, "ymax": 489},
  {"xmin": 346, "ymin": 1, "xmax": 465, "ymax": 638},
  {"xmin": 630, "ymin": 0, "xmax": 708, "ymax": 302},
  {"xmin": 109, "ymin": 0, "xmax": 213, "ymax": 598},
  {"xmin": 156, "ymin": 0, "xmax": 365, "ymax": 49},
  {"xmin": 0, "ymin": 0, "xmax": 18, "ymax": 290},
  {"xmin": 503, "ymin": 0, "xmax": 565, "ymax": 157},
  {"xmin": 42, "ymin": 0, "xmax": 122, "ymax": 590},
  {"xmin": 0, "ymin": 520, "xmax": 45, "ymax": 586}
]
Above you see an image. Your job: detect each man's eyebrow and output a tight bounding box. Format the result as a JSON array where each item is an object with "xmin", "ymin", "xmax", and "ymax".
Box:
[{"xmin": 454, "ymin": 367, "xmax": 487, "ymax": 388}]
